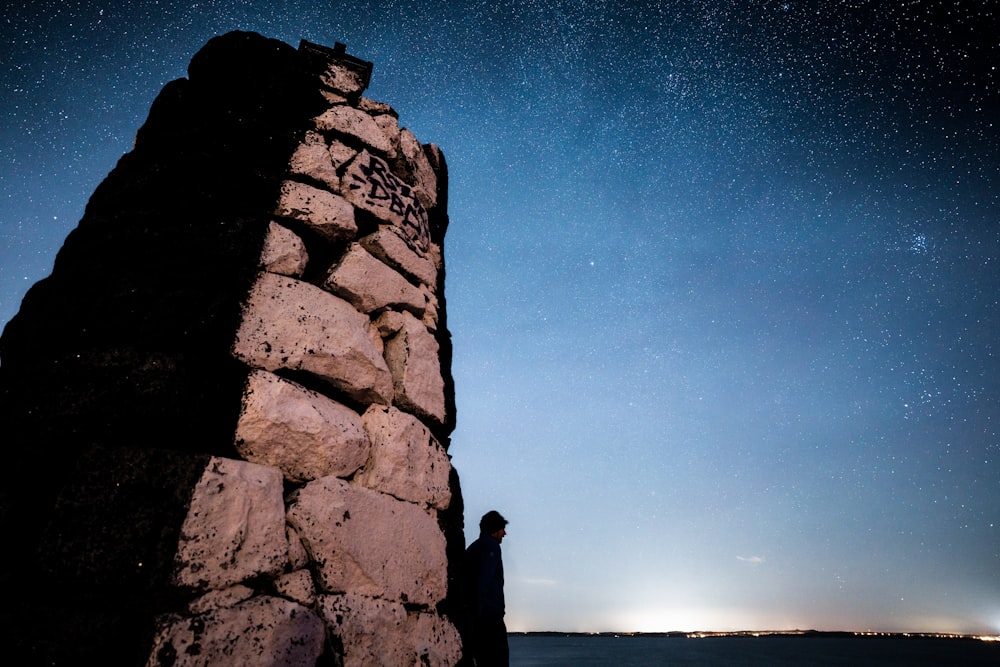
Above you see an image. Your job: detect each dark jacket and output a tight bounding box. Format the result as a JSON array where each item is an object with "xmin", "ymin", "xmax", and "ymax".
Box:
[{"xmin": 465, "ymin": 534, "xmax": 505, "ymax": 618}]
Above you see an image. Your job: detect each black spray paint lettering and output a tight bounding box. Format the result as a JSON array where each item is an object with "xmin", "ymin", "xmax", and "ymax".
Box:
[{"xmin": 353, "ymin": 154, "xmax": 430, "ymax": 250}]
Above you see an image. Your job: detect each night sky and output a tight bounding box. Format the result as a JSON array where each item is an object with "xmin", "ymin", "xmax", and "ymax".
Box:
[{"xmin": 2, "ymin": 1, "xmax": 998, "ymax": 635}]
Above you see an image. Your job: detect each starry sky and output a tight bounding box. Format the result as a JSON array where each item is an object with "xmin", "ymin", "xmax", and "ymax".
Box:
[{"xmin": 2, "ymin": 0, "xmax": 998, "ymax": 636}]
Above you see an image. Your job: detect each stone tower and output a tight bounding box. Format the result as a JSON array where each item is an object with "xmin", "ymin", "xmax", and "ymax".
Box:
[{"xmin": 0, "ymin": 32, "xmax": 467, "ymax": 665}]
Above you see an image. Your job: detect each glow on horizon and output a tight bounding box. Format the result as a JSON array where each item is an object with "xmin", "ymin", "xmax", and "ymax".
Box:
[{"xmin": 505, "ymin": 606, "xmax": 1000, "ymax": 636}]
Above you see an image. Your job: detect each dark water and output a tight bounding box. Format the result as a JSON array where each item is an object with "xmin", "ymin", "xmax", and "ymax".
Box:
[{"xmin": 508, "ymin": 634, "xmax": 1000, "ymax": 666}]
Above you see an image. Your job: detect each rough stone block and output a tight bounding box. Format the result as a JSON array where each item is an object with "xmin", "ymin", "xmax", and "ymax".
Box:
[
  {"xmin": 357, "ymin": 97, "xmax": 397, "ymax": 117},
  {"xmin": 287, "ymin": 524, "xmax": 310, "ymax": 570},
  {"xmin": 357, "ymin": 405, "xmax": 452, "ymax": 510},
  {"xmin": 260, "ymin": 221, "xmax": 308, "ymax": 277},
  {"xmin": 187, "ymin": 585, "xmax": 255, "ymax": 615},
  {"xmin": 376, "ymin": 310, "xmax": 446, "ymax": 426},
  {"xmin": 373, "ymin": 112, "xmax": 402, "ymax": 157},
  {"xmin": 173, "ymin": 457, "xmax": 287, "ymax": 591},
  {"xmin": 273, "ymin": 569, "xmax": 317, "ymax": 607},
  {"xmin": 232, "ymin": 272, "xmax": 394, "ymax": 405},
  {"xmin": 329, "ymin": 138, "xmax": 358, "ymax": 171},
  {"xmin": 359, "ymin": 227, "xmax": 438, "ymax": 287},
  {"xmin": 421, "ymin": 285, "xmax": 440, "ymax": 331},
  {"xmin": 318, "ymin": 64, "xmax": 367, "ymax": 98},
  {"xmin": 314, "ymin": 105, "xmax": 395, "ymax": 156},
  {"xmin": 323, "ymin": 242, "xmax": 426, "ymax": 316},
  {"xmin": 235, "ymin": 369, "xmax": 370, "ymax": 482},
  {"xmin": 275, "ymin": 179, "xmax": 357, "ymax": 242},
  {"xmin": 400, "ymin": 128, "xmax": 438, "ymax": 210},
  {"xmin": 319, "ymin": 594, "xmax": 406, "ymax": 666},
  {"xmin": 318, "ymin": 593, "xmax": 462, "ymax": 667},
  {"xmin": 286, "ymin": 476, "xmax": 447, "ymax": 605},
  {"xmin": 342, "ymin": 150, "xmax": 430, "ymax": 253},
  {"xmin": 289, "ymin": 130, "xmax": 340, "ymax": 191},
  {"xmin": 146, "ymin": 596, "xmax": 325, "ymax": 667}
]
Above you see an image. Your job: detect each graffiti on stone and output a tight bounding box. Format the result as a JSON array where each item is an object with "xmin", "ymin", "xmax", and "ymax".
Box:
[{"xmin": 343, "ymin": 151, "xmax": 429, "ymax": 253}]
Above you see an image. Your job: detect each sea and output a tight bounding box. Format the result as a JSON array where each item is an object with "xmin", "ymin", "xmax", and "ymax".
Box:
[{"xmin": 507, "ymin": 633, "xmax": 1000, "ymax": 666}]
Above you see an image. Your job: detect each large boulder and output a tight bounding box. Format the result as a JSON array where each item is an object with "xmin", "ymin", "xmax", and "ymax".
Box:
[
  {"xmin": 172, "ymin": 457, "xmax": 288, "ymax": 592},
  {"xmin": 146, "ymin": 596, "xmax": 325, "ymax": 666},
  {"xmin": 356, "ymin": 405, "xmax": 452, "ymax": 509},
  {"xmin": 235, "ymin": 369, "xmax": 370, "ymax": 482},
  {"xmin": 232, "ymin": 272, "xmax": 394, "ymax": 405},
  {"xmin": 286, "ymin": 476, "xmax": 447, "ymax": 605}
]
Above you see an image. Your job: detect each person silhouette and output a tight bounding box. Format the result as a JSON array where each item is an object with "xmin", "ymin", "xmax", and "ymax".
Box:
[{"xmin": 465, "ymin": 510, "xmax": 509, "ymax": 666}]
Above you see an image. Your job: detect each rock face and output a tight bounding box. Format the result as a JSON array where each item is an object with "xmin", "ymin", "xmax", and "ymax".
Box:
[{"xmin": 0, "ymin": 32, "xmax": 467, "ymax": 666}]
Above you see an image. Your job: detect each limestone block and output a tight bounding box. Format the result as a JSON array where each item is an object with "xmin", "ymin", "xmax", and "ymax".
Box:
[
  {"xmin": 275, "ymin": 180, "xmax": 357, "ymax": 242},
  {"xmin": 406, "ymin": 610, "xmax": 463, "ymax": 667},
  {"xmin": 187, "ymin": 585, "xmax": 254, "ymax": 615},
  {"xmin": 314, "ymin": 105, "xmax": 395, "ymax": 156},
  {"xmin": 173, "ymin": 457, "xmax": 287, "ymax": 591},
  {"xmin": 289, "ymin": 130, "xmax": 340, "ymax": 191},
  {"xmin": 400, "ymin": 128, "xmax": 438, "ymax": 210},
  {"xmin": 357, "ymin": 98, "xmax": 398, "ymax": 117},
  {"xmin": 375, "ymin": 311, "xmax": 446, "ymax": 426},
  {"xmin": 421, "ymin": 286, "xmax": 440, "ymax": 332},
  {"xmin": 357, "ymin": 405, "xmax": 452, "ymax": 510},
  {"xmin": 318, "ymin": 594, "xmax": 462, "ymax": 667},
  {"xmin": 319, "ymin": 88, "xmax": 348, "ymax": 106},
  {"xmin": 319, "ymin": 594, "xmax": 406, "ymax": 667},
  {"xmin": 373, "ymin": 113, "xmax": 402, "ymax": 157},
  {"xmin": 146, "ymin": 596, "xmax": 325, "ymax": 667},
  {"xmin": 232, "ymin": 273, "xmax": 394, "ymax": 405},
  {"xmin": 329, "ymin": 138, "xmax": 358, "ymax": 171},
  {"xmin": 235, "ymin": 369, "xmax": 370, "ymax": 482},
  {"xmin": 318, "ymin": 64, "xmax": 367, "ymax": 98},
  {"xmin": 323, "ymin": 243, "xmax": 426, "ymax": 316},
  {"xmin": 287, "ymin": 525, "xmax": 310, "ymax": 570},
  {"xmin": 260, "ymin": 221, "xmax": 308, "ymax": 277},
  {"xmin": 273, "ymin": 569, "xmax": 316, "ymax": 607},
  {"xmin": 359, "ymin": 227, "xmax": 437, "ymax": 288},
  {"xmin": 342, "ymin": 150, "xmax": 430, "ymax": 253},
  {"xmin": 286, "ymin": 476, "xmax": 447, "ymax": 605}
]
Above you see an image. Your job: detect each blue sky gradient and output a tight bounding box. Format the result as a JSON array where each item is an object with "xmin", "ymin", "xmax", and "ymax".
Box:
[{"xmin": 2, "ymin": 0, "xmax": 997, "ymax": 634}]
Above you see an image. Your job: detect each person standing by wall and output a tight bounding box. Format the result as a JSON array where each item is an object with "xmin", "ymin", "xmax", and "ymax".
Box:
[{"xmin": 465, "ymin": 510, "xmax": 509, "ymax": 666}]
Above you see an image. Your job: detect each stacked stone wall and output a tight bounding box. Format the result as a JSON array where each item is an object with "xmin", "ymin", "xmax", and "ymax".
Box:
[{"xmin": 0, "ymin": 32, "xmax": 465, "ymax": 666}]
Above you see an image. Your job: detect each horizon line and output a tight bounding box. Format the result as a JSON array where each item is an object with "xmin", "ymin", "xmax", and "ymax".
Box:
[{"xmin": 509, "ymin": 629, "xmax": 1000, "ymax": 642}]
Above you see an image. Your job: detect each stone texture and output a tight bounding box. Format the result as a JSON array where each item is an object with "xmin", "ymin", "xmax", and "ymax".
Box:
[
  {"xmin": 286, "ymin": 476, "xmax": 447, "ymax": 605},
  {"xmin": 357, "ymin": 405, "xmax": 452, "ymax": 509},
  {"xmin": 275, "ymin": 179, "xmax": 357, "ymax": 242},
  {"xmin": 400, "ymin": 128, "xmax": 438, "ymax": 210},
  {"xmin": 360, "ymin": 227, "xmax": 438, "ymax": 287},
  {"xmin": 273, "ymin": 569, "xmax": 317, "ymax": 607},
  {"xmin": 319, "ymin": 594, "xmax": 406, "ymax": 666},
  {"xmin": 173, "ymin": 457, "xmax": 288, "ymax": 591},
  {"xmin": 287, "ymin": 525, "xmax": 310, "ymax": 570},
  {"xmin": 289, "ymin": 130, "xmax": 340, "ymax": 191},
  {"xmin": 342, "ymin": 150, "xmax": 430, "ymax": 253},
  {"xmin": 187, "ymin": 585, "xmax": 255, "ymax": 615},
  {"xmin": 318, "ymin": 65, "xmax": 367, "ymax": 98},
  {"xmin": 323, "ymin": 242, "xmax": 427, "ymax": 315},
  {"xmin": 319, "ymin": 593, "xmax": 462, "ymax": 667},
  {"xmin": 328, "ymin": 137, "xmax": 358, "ymax": 171},
  {"xmin": 235, "ymin": 369, "xmax": 370, "ymax": 482},
  {"xmin": 421, "ymin": 285, "xmax": 441, "ymax": 331},
  {"xmin": 377, "ymin": 310, "xmax": 447, "ymax": 426},
  {"xmin": 374, "ymin": 113, "xmax": 402, "ymax": 156},
  {"xmin": 357, "ymin": 98, "xmax": 397, "ymax": 116},
  {"xmin": 260, "ymin": 221, "xmax": 308, "ymax": 277},
  {"xmin": 232, "ymin": 272, "xmax": 394, "ymax": 405},
  {"xmin": 314, "ymin": 105, "xmax": 395, "ymax": 156},
  {"xmin": 146, "ymin": 596, "xmax": 325, "ymax": 667}
]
